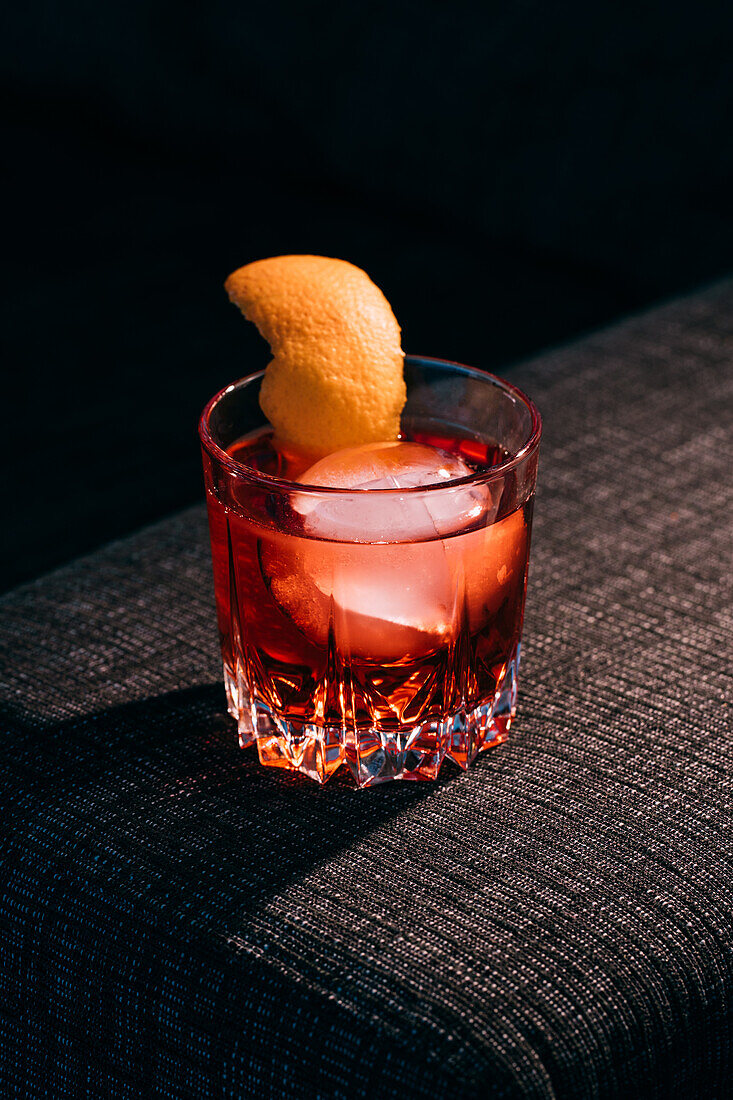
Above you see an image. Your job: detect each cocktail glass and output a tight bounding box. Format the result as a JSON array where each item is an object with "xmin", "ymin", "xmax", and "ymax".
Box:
[{"xmin": 199, "ymin": 357, "xmax": 541, "ymax": 787}]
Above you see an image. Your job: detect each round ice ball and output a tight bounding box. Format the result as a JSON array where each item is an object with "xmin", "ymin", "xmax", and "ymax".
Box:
[{"xmin": 293, "ymin": 441, "xmax": 494, "ymax": 542}]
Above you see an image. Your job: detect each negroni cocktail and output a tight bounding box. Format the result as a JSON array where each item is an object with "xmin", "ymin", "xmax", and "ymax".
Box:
[{"xmin": 200, "ymin": 257, "xmax": 541, "ymax": 786}]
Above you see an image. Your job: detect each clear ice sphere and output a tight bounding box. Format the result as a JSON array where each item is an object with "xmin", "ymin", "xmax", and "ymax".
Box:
[
  {"xmin": 293, "ymin": 441, "xmax": 494, "ymax": 542},
  {"xmin": 260, "ymin": 442, "xmax": 523, "ymax": 661}
]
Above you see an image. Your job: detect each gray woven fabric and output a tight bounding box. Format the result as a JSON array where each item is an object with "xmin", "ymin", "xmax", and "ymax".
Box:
[{"xmin": 1, "ymin": 281, "xmax": 732, "ymax": 1099}]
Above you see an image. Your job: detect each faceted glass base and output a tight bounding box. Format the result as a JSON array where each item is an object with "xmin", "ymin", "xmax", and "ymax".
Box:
[{"xmin": 224, "ymin": 645, "xmax": 520, "ymax": 788}]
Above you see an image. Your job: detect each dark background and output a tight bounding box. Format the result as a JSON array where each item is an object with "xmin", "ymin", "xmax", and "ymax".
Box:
[{"xmin": 4, "ymin": 1, "xmax": 733, "ymax": 593}]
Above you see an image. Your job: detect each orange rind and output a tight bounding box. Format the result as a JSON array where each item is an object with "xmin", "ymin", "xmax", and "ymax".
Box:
[{"xmin": 225, "ymin": 255, "xmax": 405, "ymax": 457}]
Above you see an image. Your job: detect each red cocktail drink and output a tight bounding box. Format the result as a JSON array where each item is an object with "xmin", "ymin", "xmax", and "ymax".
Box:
[{"xmin": 200, "ymin": 357, "xmax": 541, "ymax": 787}]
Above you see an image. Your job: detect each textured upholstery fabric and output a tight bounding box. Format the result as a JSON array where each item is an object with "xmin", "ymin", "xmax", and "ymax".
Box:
[{"xmin": 1, "ymin": 282, "xmax": 732, "ymax": 1099}]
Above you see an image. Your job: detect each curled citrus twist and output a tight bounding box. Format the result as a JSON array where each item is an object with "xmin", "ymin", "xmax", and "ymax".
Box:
[{"xmin": 225, "ymin": 255, "xmax": 405, "ymax": 457}]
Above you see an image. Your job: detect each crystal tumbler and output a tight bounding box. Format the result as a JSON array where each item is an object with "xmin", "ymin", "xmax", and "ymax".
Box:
[{"xmin": 200, "ymin": 357, "xmax": 541, "ymax": 787}]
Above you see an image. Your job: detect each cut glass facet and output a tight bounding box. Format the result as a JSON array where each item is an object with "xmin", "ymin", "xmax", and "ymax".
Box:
[{"xmin": 225, "ymin": 641, "xmax": 521, "ymax": 787}]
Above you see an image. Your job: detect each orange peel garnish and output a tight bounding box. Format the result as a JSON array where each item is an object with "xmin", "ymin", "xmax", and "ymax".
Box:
[{"xmin": 225, "ymin": 255, "xmax": 405, "ymax": 457}]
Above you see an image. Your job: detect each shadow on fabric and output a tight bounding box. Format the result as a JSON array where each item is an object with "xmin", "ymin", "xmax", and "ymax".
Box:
[{"xmin": 2, "ymin": 683, "xmax": 471, "ymax": 925}]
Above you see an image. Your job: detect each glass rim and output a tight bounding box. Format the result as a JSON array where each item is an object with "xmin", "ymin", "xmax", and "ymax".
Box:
[{"xmin": 198, "ymin": 356, "xmax": 542, "ymax": 496}]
